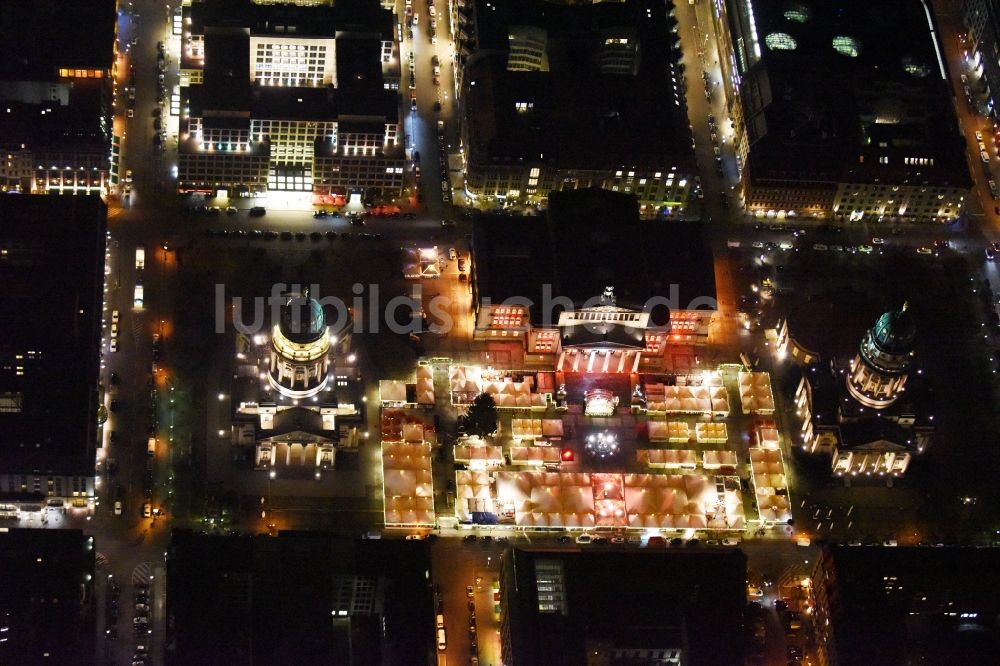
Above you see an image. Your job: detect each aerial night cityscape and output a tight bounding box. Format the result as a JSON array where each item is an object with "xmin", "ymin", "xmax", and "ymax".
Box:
[{"xmin": 4, "ymin": 0, "xmax": 1000, "ymax": 664}]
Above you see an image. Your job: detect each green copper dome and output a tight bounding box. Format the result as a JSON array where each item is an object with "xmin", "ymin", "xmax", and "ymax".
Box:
[
  {"xmin": 279, "ymin": 292, "xmax": 326, "ymax": 344},
  {"xmin": 870, "ymin": 303, "xmax": 915, "ymax": 355}
]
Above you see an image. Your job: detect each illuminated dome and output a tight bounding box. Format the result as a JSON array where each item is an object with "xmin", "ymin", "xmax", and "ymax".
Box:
[
  {"xmin": 847, "ymin": 303, "xmax": 915, "ymax": 409},
  {"xmin": 869, "ymin": 303, "xmax": 916, "ymax": 358},
  {"xmin": 832, "ymin": 35, "xmax": 861, "ymax": 58},
  {"xmin": 766, "ymin": 32, "xmax": 798, "ymax": 51},
  {"xmin": 269, "ymin": 292, "xmax": 331, "ymax": 399},
  {"xmin": 279, "ymin": 293, "xmax": 326, "ymax": 344}
]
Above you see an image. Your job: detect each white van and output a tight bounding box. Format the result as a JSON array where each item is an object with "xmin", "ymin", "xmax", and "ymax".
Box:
[
  {"xmin": 147, "ymin": 437, "xmax": 156, "ymax": 455},
  {"xmin": 436, "ymin": 627, "xmax": 447, "ymax": 650},
  {"xmin": 135, "ymin": 246, "xmax": 145, "ymax": 270}
]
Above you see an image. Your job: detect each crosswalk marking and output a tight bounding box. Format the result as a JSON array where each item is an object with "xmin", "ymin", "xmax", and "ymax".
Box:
[{"xmin": 132, "ymin": 561, "xmax": 156, "ymax": 586}]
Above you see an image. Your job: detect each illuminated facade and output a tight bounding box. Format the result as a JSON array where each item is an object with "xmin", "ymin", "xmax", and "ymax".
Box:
[
  {"xmin": 471, "ymin": 191, "xmax": 718, "ymax": 372},
  {"xmin": 792, "ymin": 304, "xmax": 932, "ymax": 478},
  {"xmin": 461, "ymin": 0, "xmax": 695, "ymax": 214},
  {"xmin": 268, "ymin": 292, "xmax": 332, "ymax": 399},
  {"xmin": 0, "ymin": 196, "xmax": 107, "ymax": 515},
  {"xmin": 846, "ymin": 304, "xmax": 914, "ymax": 410},
  {"xmin": 178, "ymin": 0, "xmax": 404, "ymax": 198},
  {"xmin": 0, "ymin": 0, "xmax": 118, "ymax": 195},
  {"xmin": 229, "ymin": 289, "xmax": 363, "ymax": 478},
  {"xmin": 722, "ymin": 0, "xmax": 971, "ymax": 222}
]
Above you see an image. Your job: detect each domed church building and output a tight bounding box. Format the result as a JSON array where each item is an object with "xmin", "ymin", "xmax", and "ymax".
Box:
[
  {"xmin": 269, "ymin": 291, "xmax": 332, "ymax": 399},
  {"xmin": 791, "ymin": 303, "xmax": 934, "ymax": 479}
]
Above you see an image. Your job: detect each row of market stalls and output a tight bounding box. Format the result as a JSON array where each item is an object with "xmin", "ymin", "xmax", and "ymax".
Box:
[
  {"xmin": 454, "ymin": 470, "xmax": 746, "ymax": 531},
  {"xmin": 738, "ymin": 371, "xmax": 776, "ymax": 415},
  {"xmin": 647, "ymin": 420, "xmax": 728, "ymax": 444},
  {"xmin": 642, "ymin": 376, "xmax": 730, "ymax": 416},
  {"xmin": 381, "ymin": 409, "xmax": 437, "ymax": 527},
  {"xmin": 750, "ymin": 424, "xmax": 792, "ymax": 524},
  {"xmin": 637, "ymin": 448, "xmax": 739, "ymax": 471},
  {"xmin": 378, "ymin": 365, "xmax": 435, "ymax": 408},
  {"xmin": 448, "ymin": 365, "xmax": 548, "ymax": 409}
]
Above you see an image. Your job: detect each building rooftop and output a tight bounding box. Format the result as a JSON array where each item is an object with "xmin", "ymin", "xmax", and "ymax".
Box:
[
  {"xmin": 870, "ymin": 303, "xmax": 916, "ymax": 355},
  {"xmin": 784, "ymin": 288, "xmax": 884, "ymax": 361},
  {"xmin": 501, "ymin": 546, "xmax": 747, "ymax": 666},
  {"xmin": 201, "ymin": 29, "xmax": 252, "ymax": 113},
  {"xmin": 821, "ymin": 545, "xmax": 1000, "ymax": 664},
  {"xmin": 279, "ymin": 293, "xmax": 326, "ymax": 344},
  {"xmin": 0, "ymin": 529, "xmax": 96, "ymax": 665},
  {"xmin": 0, "ymin": 196, "xmax": 106, "ymax": 483},
  {"xmin": 166, "ymin": 530, "xmax": 433, "ymax": 666},
  {"xmin": 802, "ymin": 357, "xmax": 934, "ymax": 436},
  {"xmin": 728, "ymin": 0, "xmax": 971, "ymax": 188},
  {"xmin": 187, "ymin": 0, "xmax": 392, "ymax": 39},
  {"xmin": 0, "ymin": 0, "xmax": 116, "ymax": 80},
  {"xmin": 464, "ymin": 0, "xmax": 692, "ymax": 170},
  {"xmin": 185, "ymin": 35, "xmax": 397, "ymax": 124},
  {"xmin": 472, "ymin": 189, "xmax": 716, "ymax": 325}
]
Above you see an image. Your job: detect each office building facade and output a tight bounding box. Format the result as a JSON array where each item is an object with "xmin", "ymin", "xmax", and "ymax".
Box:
[{"xmin": 178, "ymin": 0, "xmax": 405, "ymax": 201}]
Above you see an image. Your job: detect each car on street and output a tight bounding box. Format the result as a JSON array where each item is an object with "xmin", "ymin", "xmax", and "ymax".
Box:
[
  {"xmin": 812, "ymin": 243, "xmax": 828, "ymax": 251},
  {"xmin": 114, "ymin": 501, "xmax": 123, "ymax": 515},
  {"xmin": 575, "ymin": 534, "xmax": 593, "ymax": 544},
  {"xmin": 466, "ymin": 585, "xmax": 474, "ymax": 598},
  {"xmin": 109, "ymin": 338, "xmax": 118, "ymax": 352},
  {"xmin": 142, "ymin": 503, "xmax": 151, "ymax": 518},
  {"xmin": 110, "ymin": 323, "xmax": 118, "ymax": 338},
  {"xmin": 405, "ymin": 534, "xmax": 426, "ymax": 540},
  {"xmin": 987, "ymin": 248, "xmax": 996, "ymax": 261}
]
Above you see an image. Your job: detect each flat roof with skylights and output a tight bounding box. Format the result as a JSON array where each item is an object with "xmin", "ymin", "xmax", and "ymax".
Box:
[{"xmin": 724, "ymin": 0, "xmax": 971, "ymax": 190}]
